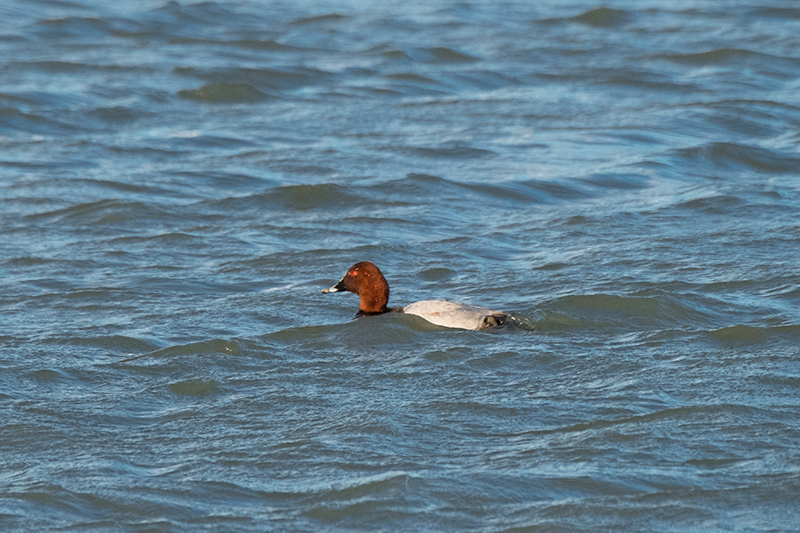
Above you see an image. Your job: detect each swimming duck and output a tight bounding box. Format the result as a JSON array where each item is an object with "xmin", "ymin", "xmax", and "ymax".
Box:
[{"xmin": 322, "ymin": 261, "xmax": 506, "ymax": 330}]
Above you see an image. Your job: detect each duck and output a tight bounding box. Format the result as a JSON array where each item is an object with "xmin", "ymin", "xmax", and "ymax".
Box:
[{"xmin": 322, "ymin": 261, "xmax": 506, "ymax": 330}]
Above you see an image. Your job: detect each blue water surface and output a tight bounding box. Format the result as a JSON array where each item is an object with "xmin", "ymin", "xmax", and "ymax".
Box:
[{"xmin": 1, "ymin": 0, "xmax": 799, "ymax": 530}]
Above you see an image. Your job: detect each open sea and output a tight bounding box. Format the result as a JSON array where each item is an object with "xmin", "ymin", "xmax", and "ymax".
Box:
[{"xmin": 2, "ymin": 0, "xmax": 799, "ymax": 530}]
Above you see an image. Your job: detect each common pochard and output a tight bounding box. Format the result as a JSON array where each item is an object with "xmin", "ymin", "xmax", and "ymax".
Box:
[{"xmin": 322, "ymin": 261, "xmax": 506, "ymax": 330}]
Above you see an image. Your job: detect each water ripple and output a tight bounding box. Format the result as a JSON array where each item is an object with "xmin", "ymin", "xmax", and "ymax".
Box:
[{"xmin": 2, "ymin": 0, "xmax": 800, "ymax": 530}]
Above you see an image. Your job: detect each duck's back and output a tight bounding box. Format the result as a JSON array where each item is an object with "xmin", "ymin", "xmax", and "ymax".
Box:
[{"xmin": 402, "ymin": 300, "xmax": 506, "ymax": 330}]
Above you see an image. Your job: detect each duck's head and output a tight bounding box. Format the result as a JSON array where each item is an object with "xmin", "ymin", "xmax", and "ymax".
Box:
[{"xmin": 322, "ymin": 261, "xmax": 390, "ymax": 315}]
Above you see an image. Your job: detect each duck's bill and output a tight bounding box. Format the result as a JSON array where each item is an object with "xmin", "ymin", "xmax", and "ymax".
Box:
[{"xmin": 321, "ymin": 278, "xmax": 346, "ymax": 293}]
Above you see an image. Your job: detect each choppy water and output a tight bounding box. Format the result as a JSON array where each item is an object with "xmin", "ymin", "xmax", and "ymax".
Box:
[{"xmin": 2, "ymin": 0, "xmax": 800, "ymax": 530}]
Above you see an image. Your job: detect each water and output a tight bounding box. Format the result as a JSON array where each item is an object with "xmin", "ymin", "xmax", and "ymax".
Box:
[{"xmin": 2, "ymin": 0, "xmax": 799, "ymax": 530}]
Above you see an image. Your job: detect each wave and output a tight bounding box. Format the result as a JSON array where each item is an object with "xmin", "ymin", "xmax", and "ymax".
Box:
[
  {"xmin": 378, "ymin": 173, "xmax": 589, "ymax": 207},
  {"xmin": 208, "ymin": 183, "xmax": 370, "ymax": 212},
  {"xmin": 115, "ymin": 338, "xmax": 240, "ymax": 365},
  {"xmin": 753, "ymin": 7, "xmax": 800, "ymax": 19},
  {"xmin": 390, "ymin": 144, "xmax": 495, "ymax": 160},
  {"xmin": 530, "ymin": 292, "xmax": 800, "ymax": 343},
  {"xmin": 49, "ymin": 335, "xmax": 160, "ymax": 353},
  {"xmin": 267, "ymin": 315, "xmax": 431, "ymax": 346},
  {"xmin": 662, "ymin": 48, "xmax": 800, "ymax": 69},
  {"xmin": 34, "ymin": 15, "xmax": 118, "ymax": 39},
  {"xmin": 709, "ymin": 324, "xmax": 800, "ymax": 345},
  {"xmin": 25, "ymin": 199, "xmax": 174, "ymax": 226},
  {"xmin": 670, "ymin": 142, "xmax": 800, "ymax": 174},
  {"xmin": 0, "ymin": 106, "xmax": 73, "ymax": 135},
  {"xmin": 148, "ymin": 1, "xmax": 252, "ymax": 31},
  {"xmin": 290, "ymin": 13, "xmax": 350, "ymax": 26},
  {"xmin": 533, "ymin": 292, "xmax": 715, "ymax": 331},
  {"xmin": 416, "ymin": 46, "xmax": 480, "ymax": 64},
  {"xmin": 85, "ymin": 105, "xmax": 154, "ymax": 123},
  {"xmin": 304, "ymin": 473, "xmax": 420, "ymax": 522},
  {"xmin": 178, "ymin": 83, "xmax": 269, "ymax": 103},
  {"xmin": 168, "ymin": 379, "xmax": 219, "ymax": 396},
  {"xmin": 498, "ymin": 403, "xmax": 781, "ymax": 442},
  {"xmin": 173, "ymin": 65, "xmax": 333, "ymax": 93},
  {"xmin": 572, "ymin": 7, "xmax": 631, "ymax": 28},
  {"xmin": 168, "ymin": 37, "xmax": 305, "ymax": 53}
]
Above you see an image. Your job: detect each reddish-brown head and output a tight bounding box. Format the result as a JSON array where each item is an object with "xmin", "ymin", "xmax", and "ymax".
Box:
[{"xmin": 322, "ymin": 261, "xmax": 390, "ymax": 314}]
